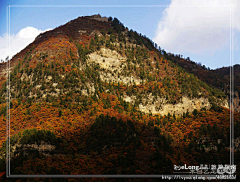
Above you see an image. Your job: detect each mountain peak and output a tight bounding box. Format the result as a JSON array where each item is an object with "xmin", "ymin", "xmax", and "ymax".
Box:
[{"xmin": 85, "ymin": 14, "xmax": 109, "ymax": 22}]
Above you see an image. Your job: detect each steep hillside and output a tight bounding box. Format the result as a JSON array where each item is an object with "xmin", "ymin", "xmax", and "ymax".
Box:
[
  {"xmin": 0, "ymin": 15, "xmax": 239, "ymax": 179},
  {"xmin": 165, "ymin": 53, "xmax": 240, "ymax": 112}
]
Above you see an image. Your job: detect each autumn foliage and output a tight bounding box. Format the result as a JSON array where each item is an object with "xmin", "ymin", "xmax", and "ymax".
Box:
[{"xmin": 0, "ymin": 15, "xmax": 239, "ymax": 181}]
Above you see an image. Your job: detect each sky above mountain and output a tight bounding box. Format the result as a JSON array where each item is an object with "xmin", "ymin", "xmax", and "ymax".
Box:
[{"xmin": 0, "ymin": 0, "xmax": 239, "ymax": 69}]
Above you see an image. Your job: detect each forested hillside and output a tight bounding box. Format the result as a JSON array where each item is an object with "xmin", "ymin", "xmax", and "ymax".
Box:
[{"xmin": 0, "ymin": 15, "xmax": 239, "ymax": 181}]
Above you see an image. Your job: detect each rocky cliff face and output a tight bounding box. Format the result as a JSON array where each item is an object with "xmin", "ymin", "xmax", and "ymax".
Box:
[
  {"xmin": 139, "ymin": 96, "xmax": 211, "ymax": 115},
  {"xmin": 13, "ymin": 141, "xmax": 56, "ymax": 156},
  {"xmin": 233, "ymin": 91, "xmax": 240, "ymax": 112}
]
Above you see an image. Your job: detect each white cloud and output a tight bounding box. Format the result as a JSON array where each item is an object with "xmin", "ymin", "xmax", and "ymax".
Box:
[
  {"xmin": 0, "ymin": 26, "xmax": 51, "ymax": 61},
  {"xmin": 153, "ymin": 0, "xmax": 240, "ymax": 55}
]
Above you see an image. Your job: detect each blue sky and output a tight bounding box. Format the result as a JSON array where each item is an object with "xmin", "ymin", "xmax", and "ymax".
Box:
[{"xmin": 0, "ymin": 0, "xmax": 239, "ymax": 69}]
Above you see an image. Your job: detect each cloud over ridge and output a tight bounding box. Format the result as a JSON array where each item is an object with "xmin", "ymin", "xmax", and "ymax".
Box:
[
  {"xmin": 153, "ymin": 0, "xmax": 240, "ymax": 55},
  {"xmin": 0, "ymin": 27, "xmax": 51, "ymax": 61}
]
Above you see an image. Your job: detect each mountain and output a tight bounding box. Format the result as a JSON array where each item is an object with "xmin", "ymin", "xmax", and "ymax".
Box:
[{"xmin": 0, "ymin": 15, "xmax": 239, "ymax": 179}]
